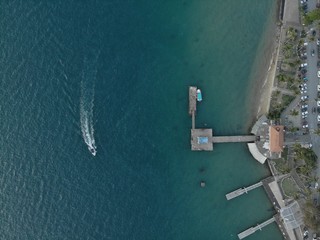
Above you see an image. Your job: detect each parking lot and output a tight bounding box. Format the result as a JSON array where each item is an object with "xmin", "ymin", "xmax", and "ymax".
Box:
[
  {"xmin": 298, "ymin": 0, "xmax": 320, "ymax": 205},
  {"xmin": 298, "ymin": 30, "xmax": 320, "ymax": 133}
]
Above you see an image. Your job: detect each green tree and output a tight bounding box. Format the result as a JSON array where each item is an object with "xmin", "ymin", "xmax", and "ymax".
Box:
[
  {"xmin": 277, "ymin": 74, "xmax": 287, "ymax": 82},
  {"xmin": 305, "ymin": 9, "xmax": 320, "ymax": 25},
  {"xmin": 294, "ymin": 144, "xmax": 317, "ymax": 170},
  {"xmin": 287, "ymin": 27, "xmax": 297, "ymax": 41},
  {"xmin": 303, "ymin": 198, "xmax": 320, "ymax": 231},
  {"xmin": 315, "ymin": 129, "xmax": 320, "ymax": 135},
  {"xmin": 290, "ymin": 109, "xmax": 299, "ymax": 116}
]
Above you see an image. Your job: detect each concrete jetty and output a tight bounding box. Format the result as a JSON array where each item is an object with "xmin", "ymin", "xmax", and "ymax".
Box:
[
  {"xmin": 238, "ymin": 217, "xmax": 275, "ymax": 239},
  {"xmin": 212, "ymin": 135, "xmax": 256, "ymax": 143},
  {"xmin": 189, "ymin": 86, "xmax": 213, "ymax": 151},
  {"xmin": 191, "ymin": 129, "xmax": 213, "ymax": 151},
  {"xmin": 188, "ymin": 86, "xmax": 257, "ymax": 151},
  {"xmin": 226, "ymin": 182, "xmax": 263, "ymax": 200}
]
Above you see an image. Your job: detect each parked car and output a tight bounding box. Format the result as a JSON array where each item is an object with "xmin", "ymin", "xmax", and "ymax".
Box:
[
  {"xmin": 318, "ymin": 115, "xmax": 320, "ymax": 122},
  {"xmin": 301, "ymin": 69, "xmax": 307, "ymax": 74},
  {"xmin": 312, "ymin": 49, "xmax": 315, "ymax": 56},
  {"xmin": 299, "ymin": 84, "xmax": 307, "ymax": 89}
]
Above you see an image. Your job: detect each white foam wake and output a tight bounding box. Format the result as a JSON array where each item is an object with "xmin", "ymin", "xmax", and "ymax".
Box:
[
  {"xmin": 80, "ymin": 53, "xmax": 99, "ymax": 156},
  {"xmin": 80, "ymin": 97, "xmax": 96, "ymax": 156}
]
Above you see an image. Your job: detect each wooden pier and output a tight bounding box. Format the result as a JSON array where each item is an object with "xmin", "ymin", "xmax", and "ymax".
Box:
[
  {"xmin": 226, "ymin": 182, "xmax": 263, "ymax": 200},
  {"xmin": 192, "ymin": 111, "xmax": 195, "ymax": 130},
  {"xmin": 188, "ymin": 86, "xmax": 256, "ymax": 151},
  {"xmin": 189, "ymin": 86, "xmax": 196, "ymax": 130},
  {"xmin": 189, "ymin": 86, "xmax": 213, "ymax": 150},
  {"xmin": 212, "ymin": 135, "xmax": 256, "ymax": 143},
  {"xmin": 238, "ymin": 217, "xmax": 275, "ymax": 239},
  {"xmin": 189, "ymin": 86, "xmax": 197, "ymax": 116}
]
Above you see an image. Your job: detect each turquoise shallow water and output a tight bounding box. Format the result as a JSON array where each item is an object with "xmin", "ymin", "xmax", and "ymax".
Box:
[{"xmin": 0, "ymin": 1, "xmax": 282, "ymax": 239}]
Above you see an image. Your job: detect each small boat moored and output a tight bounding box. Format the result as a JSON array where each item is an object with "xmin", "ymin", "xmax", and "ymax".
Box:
[{"xmin": 197, "ymin": 89, "xmax": 202, "ymax": 102}]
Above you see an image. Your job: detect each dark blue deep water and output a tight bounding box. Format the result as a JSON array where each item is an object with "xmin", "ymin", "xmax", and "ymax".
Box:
[{"xmin": 0, "ymin": 1, "xmax": 282, "ymax": 239}]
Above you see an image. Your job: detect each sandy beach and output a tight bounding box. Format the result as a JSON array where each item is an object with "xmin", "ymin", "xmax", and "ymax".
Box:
[
  {"xmin": 250, "ymin": 0, "xmax": 300, "ymax": 120},
  {"xmin": 246, "ymin": 20, "xmax": 280, "ymax": 126},
  {"xmin": 257, "ymin": 27, "xmax": 281, "ymax": 117}
]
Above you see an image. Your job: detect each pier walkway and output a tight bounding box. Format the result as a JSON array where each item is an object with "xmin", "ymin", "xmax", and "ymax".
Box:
[
  {"xmin": 212, "ymin": 135, "xmax": 256, "ymax": 143},
  {"xmin": 192, "ymin": 111, "xmax": 195, "ymax": 130},
  {"xmin": 188, "ymin": 86, "xmax": 257, "ymax": 151},
  {"xmin": 226, "ymin": 182, "xmax": 262, "ymax": 200},
  {"xmin": 189, "ymin": 86, "xmax": 197, "ymax": 116},
  {"xmin": 238, "ymin": 217, "xmax": 275, "ymax": 239}
]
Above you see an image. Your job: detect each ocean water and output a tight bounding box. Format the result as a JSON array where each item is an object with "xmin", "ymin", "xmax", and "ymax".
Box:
[{"xmin": 0, "ymin": 1, "xmax": 282, "ymax": 239}]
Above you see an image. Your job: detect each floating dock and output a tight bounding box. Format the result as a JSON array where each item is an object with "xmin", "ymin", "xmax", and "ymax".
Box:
[
  {"xmin": 238, "ymin": 217, "xmax": 275, "ymax": 239},
  {"xmin": 226, "ymin": 182, "xmax": 262, "ymax": 200}
]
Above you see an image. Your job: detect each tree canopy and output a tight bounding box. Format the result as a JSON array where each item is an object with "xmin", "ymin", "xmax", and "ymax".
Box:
[
  {"xmin": 304, "ymin": 9, "xmax": 320, "ymax": 25},
  {"xmin": 294, "ymin": 144, "xmax": 317, "ymax": 169}
]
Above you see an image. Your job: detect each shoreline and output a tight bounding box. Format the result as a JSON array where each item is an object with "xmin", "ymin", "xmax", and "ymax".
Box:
[
  {"xmin": 246, "ymin": 0, "xmax": 282, "ymax": 125},
  {"xmin": 244, "ymin": 0, "xmax": 281, "ymax": 134},
  {"xmin": 257, "ymin": 27, "xmax": 281, "ymax": 117}
]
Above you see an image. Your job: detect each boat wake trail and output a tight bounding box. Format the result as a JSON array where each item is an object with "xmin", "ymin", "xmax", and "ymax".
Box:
[{"xmin": 80, "ymin": 52, "xmax": 99, "ymax": 156}]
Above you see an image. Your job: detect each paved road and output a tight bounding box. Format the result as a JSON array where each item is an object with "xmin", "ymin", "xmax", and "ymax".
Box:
[
  {"xmin": 304, "ymin": 0, "xmax": 320, "ymax": 180},
  {"xmin": 305, "ymin": 36, "xmax": 318, "ymax": 132}
]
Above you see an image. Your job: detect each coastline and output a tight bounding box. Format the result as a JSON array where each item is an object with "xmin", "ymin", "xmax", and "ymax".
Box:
[
  {"xmin": 245, "ymin": 0, "xmax": 281, "ymax": 125},
  {"xmin": 251, "ymin": 0, "xmax": 300, "ymax": 121},
  {"xmin": 257, "ymin": 27, "xmax": 281, "ymax": 116}
]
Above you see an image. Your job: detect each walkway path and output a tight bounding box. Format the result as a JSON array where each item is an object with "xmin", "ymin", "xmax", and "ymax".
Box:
[
  {"xmin": 272, "ymin": 86, "xmax": 295, "ymax": 96},
  {"xmin": 212, "ymin": 135, "xmax": 256, "ymax": 143}
]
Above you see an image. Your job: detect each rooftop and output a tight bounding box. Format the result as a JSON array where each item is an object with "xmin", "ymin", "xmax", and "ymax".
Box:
[
  {"xmin": 280, "ymin": 201, "xmax": 303, "ymax": 230},
  {"xmin": 269, "ymin": 125, "xmax": 284, "ymax": 153}
]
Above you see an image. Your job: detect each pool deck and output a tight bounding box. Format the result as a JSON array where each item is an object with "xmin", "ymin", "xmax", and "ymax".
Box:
[{"xmin": 191, "ymin": 129, "xmax": 213, "ymax": 151}]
